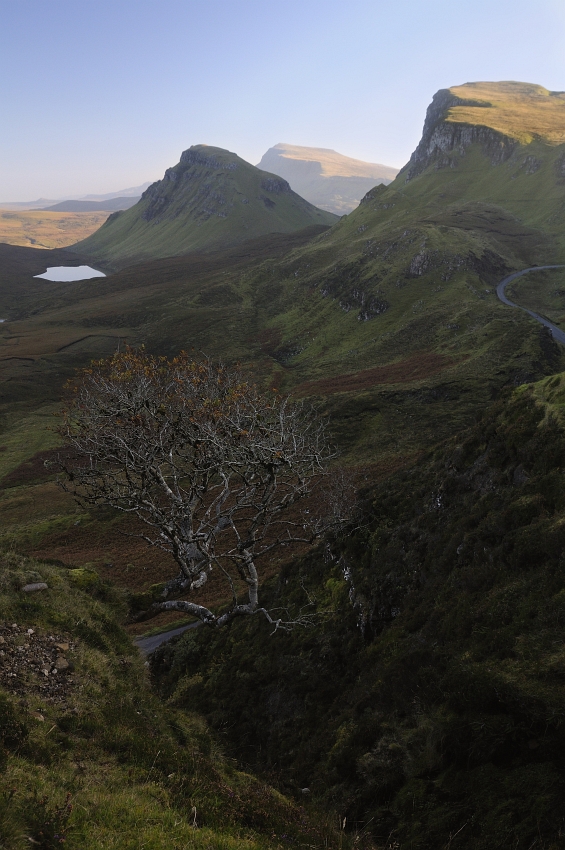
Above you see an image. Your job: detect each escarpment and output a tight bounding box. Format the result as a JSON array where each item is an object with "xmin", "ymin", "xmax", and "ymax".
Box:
[{"xmin": 402, "ymin": 81, "xmax": 565, "ymax": 181}]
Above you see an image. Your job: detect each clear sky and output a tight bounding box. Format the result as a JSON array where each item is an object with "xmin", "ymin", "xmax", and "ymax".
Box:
[{"xmin": 1, "ymin": 0, "xmax": 564, "ymax": 201}]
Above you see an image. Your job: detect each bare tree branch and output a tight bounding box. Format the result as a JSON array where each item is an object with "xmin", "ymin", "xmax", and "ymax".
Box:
[{"xmin": 57, "ymin": 349, "xmax": 350, "ymax": 628}]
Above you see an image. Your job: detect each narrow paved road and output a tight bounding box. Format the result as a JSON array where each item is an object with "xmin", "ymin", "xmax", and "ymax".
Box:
[
  {"xmin": 496, "ymin": 265, "xmax": 565, "ymax": 344},
  {"xmin": 133, "ymin": 264, "xmax": 565, "ymax": 655},
  {"xmin": 134, "ymin": 621, "xmax": 200, "ymax": 655}
]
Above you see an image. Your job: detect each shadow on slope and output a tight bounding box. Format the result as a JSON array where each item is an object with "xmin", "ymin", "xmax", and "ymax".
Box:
[{"xmin": 152, "ymin": 373, "xmax": 565, "ymax": 849}]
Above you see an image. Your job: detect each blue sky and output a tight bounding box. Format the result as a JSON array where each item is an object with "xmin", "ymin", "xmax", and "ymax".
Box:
[{"xmin": 1, "ymin": 0, "xmax": 564, "ymax": 201}]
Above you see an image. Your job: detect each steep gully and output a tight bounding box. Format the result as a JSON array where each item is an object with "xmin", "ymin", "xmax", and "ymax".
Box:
[{"xmin": 134, "ymin": 265, "xmax": 565, "ymax": 654}]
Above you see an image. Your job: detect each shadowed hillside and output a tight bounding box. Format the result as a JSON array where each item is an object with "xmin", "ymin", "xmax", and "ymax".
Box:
[
  {"xmin": 0, "ymin": 551, "xmax": 348, "ymax": 849},
  {"xmin": 153, "ymin": 370, "xmax": 565, "ymax": 849},
  {"xmin": 2, "ymin": 79, "xmax": 565, "ymax": 849},
  {"xmin": 257, "ymin": 143, "xmax": 398, "ymax": 214}
]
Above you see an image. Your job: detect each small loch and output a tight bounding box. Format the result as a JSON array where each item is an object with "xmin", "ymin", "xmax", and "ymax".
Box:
[{"xmin": 34, "ymin": 265, "xmax": 106, "ymax": 282}]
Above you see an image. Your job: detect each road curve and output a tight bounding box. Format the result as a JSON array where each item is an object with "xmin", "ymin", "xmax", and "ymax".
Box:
[
  {"xmin": 134, "ymin": 621, "xmax": 200, "ymax": 655},
  {"xmin": 496, "ymin": 265, "xmax": 565, "ymax": 344},
  {"xmin": 133, "ymin": 265, "xmax": 565, "ymax": 654}
]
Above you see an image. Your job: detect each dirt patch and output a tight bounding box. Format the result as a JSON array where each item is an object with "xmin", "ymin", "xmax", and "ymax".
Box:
[
  {"xmin": 0, "ymin": 622, "xmax": 77, "ymax": 704},
  {"xmin": 295, "ymin": 351, "xmax": 459, "ymax": 396}
]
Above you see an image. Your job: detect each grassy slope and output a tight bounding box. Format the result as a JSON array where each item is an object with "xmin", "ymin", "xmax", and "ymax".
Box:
[
  {"xmin": 1, "ymin": 80, "xmax": 565, "ymax": 847},
  {"xmin": 446, "ymin": 81, "xmax": 565, "ymax": 144},
  {"xmin": 72, "ymin": 146, "xmax": 338, "ymax": 267},
  {"xmin": 506, "ymin": 267, "xmax": 565, "ymax": 325},
  {"xmin": 0, "ymin": 553, "xmax": 348, "ymax": 849},
  {"xmin": 2, "ymin": 115, "xmax": 565, "ymax": 584},
  {"xmin": 153, "ymin": 372, "xmax": 565, "ymax": 849}
]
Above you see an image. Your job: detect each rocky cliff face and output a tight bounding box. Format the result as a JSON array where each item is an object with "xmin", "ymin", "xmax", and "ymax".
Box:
[
  {"xmin": 139, "ymin": 148, "xmax": 292, "ymax": 224},
  {"xmin": 401, "ymin": 88, "xmax": 518, "ymax": 181}
]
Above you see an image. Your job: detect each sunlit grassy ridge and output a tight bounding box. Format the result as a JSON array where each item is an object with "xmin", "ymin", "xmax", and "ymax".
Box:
[{"xmin": 446, "ymin": 81, "xmax": 565, "ymax": 144}]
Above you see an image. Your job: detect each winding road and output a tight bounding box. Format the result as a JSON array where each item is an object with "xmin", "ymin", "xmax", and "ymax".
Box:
[
  {"xmin": 133, "ymin": 264, "xmax": 565, "ymax": 656},
  {"xmin": 496, "ymin": 265, "xmax": 565, "ymax": 344},
  {"xmin": 134, "ymin": 621, "xmax": 200, "ymax": 655}
]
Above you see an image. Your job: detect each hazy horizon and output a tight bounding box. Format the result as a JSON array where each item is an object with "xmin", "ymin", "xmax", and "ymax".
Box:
[{"xmin": 1, "ymin": 0, "xmax": 564, "ymax": 202}]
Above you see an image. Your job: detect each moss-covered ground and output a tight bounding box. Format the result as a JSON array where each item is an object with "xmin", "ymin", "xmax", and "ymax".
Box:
[
  {"xmin": 0, "ymin": 554, "xmax": 350, "ymax": 849},
  {"xmin": 152, "ymin": 374, "xmax": 565, "ymax": 849}
]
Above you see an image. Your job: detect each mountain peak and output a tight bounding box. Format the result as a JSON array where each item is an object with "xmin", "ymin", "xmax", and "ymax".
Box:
[
  {"xmin": 72, "ymin": 145, "xmax": 337, "ymax": 267},
  {"xmin": 256, "ymin": 144, "xmax": 398, "ymax": 214},
  {"xmin": 444, "ymin": 81, "xmax": 565, "ymax": 144}
]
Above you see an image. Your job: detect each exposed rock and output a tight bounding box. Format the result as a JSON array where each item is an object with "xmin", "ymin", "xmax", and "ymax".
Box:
[
  {"xmin": 522, "ymin": 155, "xmax": 542, "ymax": 174},
  {"xmin": 260, "ymin": 176, "xmax": 291, "ymax": 194},
  {"xmin": 22, "ymin": 582, "xmax": 48, "ymax": 593},
  {"xmin": 0, "ymin": 622, "xmax": 77, "ymax": 703},
  {"xmin": 401, "ymin": 88, "xmax": 518, "ymax": 181},
  {"xmin": 407, "ymin": 251, "xmax": 431, "ymax": 277}
]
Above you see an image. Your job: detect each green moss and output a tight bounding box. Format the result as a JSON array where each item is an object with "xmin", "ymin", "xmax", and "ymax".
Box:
[
  {"xmin": 66, "ymin": 568, "xmax": 100, "ymax": 589},
  {"xmin": 0, "ymin": 552, "xmax": 348, "ymax": 850},
  {"xmin": 153, "ymin": 379, "xmax": 565, "ymax": 848}
]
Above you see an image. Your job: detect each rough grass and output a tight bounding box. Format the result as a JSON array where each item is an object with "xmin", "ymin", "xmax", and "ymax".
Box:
[
  {"xmin": 446, "ymin": 81, "xmax": 565, "ymax": 144},
  {"xmin": 1, "ymin": 157, "xmax": 565, "ymax": 575},
  {"xmin": 0, "ymin": 209, "xmax": 110, "ymax": 250},
  {"xmin": 152, "ymin": 375, "xmax": 565, "ymax": 849},
  {"xmin": 506, "ymin": 266, "xmax": 565, "ymax": 325},
  {"xmin": 0, "ymin": 553, "xmax": 351, "ymax": 849}
]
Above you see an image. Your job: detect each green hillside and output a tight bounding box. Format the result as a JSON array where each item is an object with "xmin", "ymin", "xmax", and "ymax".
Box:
[
  {"xmin": 0, "ymin": 553, "xmax": 346, "ymax": 849},
  {"xmin": 2, "ymin": 81, "xmax": 565, "ymax": 847},
  {"xmin": 71, "ymin": 145, "xmax": 338, "ymax": 267},
  {"xmin": 153, "ymin": 370, "xmax": 565, "ymax": 849},
  {"xmin": 3, "ymin": 80, "xmax": 565, "ymax": 574}
]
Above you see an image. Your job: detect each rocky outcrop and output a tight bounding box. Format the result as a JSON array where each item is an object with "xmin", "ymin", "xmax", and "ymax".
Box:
[
  {"xmin": 179, "ymin": 148, "xmax": 238, "ymax": 171},
  {"xmin": 401, "ymin": 89, "xmax": 518, "ymax": 181},
  {"xmin": 260, "ymin": 176, "xmax": 291, "ymax": 194}
]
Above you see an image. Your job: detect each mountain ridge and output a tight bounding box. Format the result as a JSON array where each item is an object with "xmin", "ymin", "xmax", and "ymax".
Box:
[
  {"xmin": 256, "ymin": 143, "xmax": 398, "ymax": 214},
  {"xmin": 2, "ymin": 79, "xmax": 565, "ymax": 848}
]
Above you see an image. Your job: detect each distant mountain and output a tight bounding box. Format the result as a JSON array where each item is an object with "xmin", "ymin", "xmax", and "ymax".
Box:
[
  {"xmin": 79, "ymin": 182, "xmax": 151, "ymax": 201},
  {"xmin": 41, "ymin": 196, "xmax": 140, "ymax": 213},
  {"xmin": 0, "ymin": 182, "xmax": 151, "ymax": 211},
  {"xmin": 72, "ymin": 145, "xmax": 338, "ymax": 267},
  {"xmin": 256, "ymin": 143, "xmax": 398, "ymax": 214},
  {"xmin": 0, "ymin": 198, "xmax": 59, "ymax": 211}
]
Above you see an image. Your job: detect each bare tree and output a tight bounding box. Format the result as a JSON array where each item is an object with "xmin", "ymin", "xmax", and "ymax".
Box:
[{"xmin": 58, "ymin": 349, "xmax": 345, "ymax": 629}]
